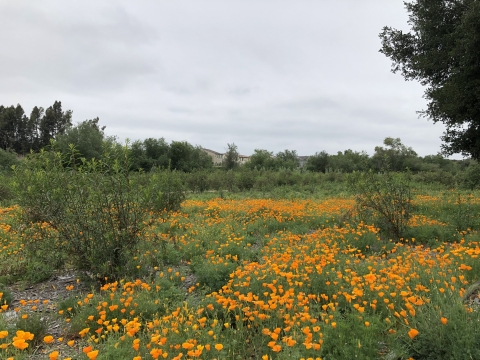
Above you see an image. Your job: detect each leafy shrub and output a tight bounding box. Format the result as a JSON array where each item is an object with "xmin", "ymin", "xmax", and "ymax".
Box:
[
  {"xmin": 413, "ymin": 170, "xmax": 456, "ymax": 187},
  {"xmin": 253, "ymin": 171, "xmax": 276, "ymax": 193},
  {"xmin": 151, "ymin": 169, "xmax": 185, "ymax": 212},
  {"xmin": 460, "ymin": 161, "xmax": 480, "ymax": 190},
  {"xmin": 13, "ymin": 144, "xmax": 182, "ymax": 281},
  {"xmin": 0, "ymin": 173, "xmax": 15, "ymax": 205},
  {"xmin": 236, "ymin": 168, "xmax": 256, "ymax": 191},
  {"xmin": 0, "ymin": 148, "xmax": 18, "ymax": 172},
  {"xmin": 348, "ymin": 170, "xmax": 412, "ymax": 241},
  {"xmin": 185, "ymin": 169, "xmax": 209, "ymax": 193}
]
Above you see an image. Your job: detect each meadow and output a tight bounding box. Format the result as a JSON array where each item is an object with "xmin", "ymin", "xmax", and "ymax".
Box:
[{"xmin": 1, "ymin": 180, "xmax": 480, "ymax": 359}]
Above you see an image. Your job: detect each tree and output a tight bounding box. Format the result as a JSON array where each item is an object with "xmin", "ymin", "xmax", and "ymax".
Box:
[
  {"xmin": 371, "ymin": 137, "xmax": 418, "ymax": 171},
  {"xmin": 306, "ymin": 151, "xmax": 329, "ymax": 172},
  {"xmin": 379, "ymin": 0, "xmax": 480, "ymax": 159},
  {"xmin": 223, "ymin": 143, "xmax": 239, "ymax": 170},
  {"xmin": 55, "ymin": 118, "xmax": 106, "ymax": 162},
  {"xmin": 168, "ymin": 141, "xmax": 212, "ymax": 172},
  {"xmin": 275, "ymin": 149, "xmax": 300, "ymax": 170},
  {"xmin": 27, "ymin": 106, "xmax": 44, "ymax": 152},
  {"xmin": 39, "ymin": 101, "xmax": 72, "ymax": 148},
  {"xmin": 245, "ymin": 149, "xmax": 275, "ymax": 170},
  {"xmin": 327, "ymin": 149, "xmax": 370, "ymax": 173}
]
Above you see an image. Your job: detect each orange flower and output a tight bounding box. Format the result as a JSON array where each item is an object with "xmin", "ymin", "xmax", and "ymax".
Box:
[
  {"xmin": 48, "ymin": 351, "xmax": 59, "ymax": 360},
  {"xmin": 408, "ymin": 328, "xmax": 419, "ymax": 339},
  {"xmin": 441, "ymin": 317, "xmax": 448, "ymax": 325},
  {"xmin": 215, "ymin": 344, "xmax": 224, "ymax": 351},
  {"xmin": 44, "ymin": 335, "xmax": 54, "ymax": 344},
  {"xmin": 15, "ymin": 330, "xmax": 34, "ymax": 341},
  {"xmin": 133, "ymin": 338, "xmax": 140, "ymax": 351},
  {"xmin": 86, "ymin": 350, "xmax": 99, "ymax": 360},
  {"xmin": 12, "ymin": 338, "xmax": 29, "ymax": 350}
]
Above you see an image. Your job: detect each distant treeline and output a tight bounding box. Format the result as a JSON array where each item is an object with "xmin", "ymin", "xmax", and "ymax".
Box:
[
  {"xmin": 0, "ymin": 101, "xmax": 72, "ymax": 154},
  {"xmin": 0, "ymin": 102, "xmax": 478, "ymax": 187}
]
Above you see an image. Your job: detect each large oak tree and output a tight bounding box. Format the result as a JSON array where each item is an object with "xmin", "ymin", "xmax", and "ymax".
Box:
[{"xmin": 380, "ymin": 0, "xmax": 480, "ymax": 159}]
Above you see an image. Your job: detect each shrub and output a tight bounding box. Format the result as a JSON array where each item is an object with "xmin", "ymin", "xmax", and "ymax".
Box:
[
  {"xmin": 13, "ymin": 144, "xmax": 181, "ymax": 281},
  {"xmin": 460, "ymin": 161, "xmax": 480, "ymax": 190},
  {"xmin": 348, "ymin": 170, "xmax": 412, "ymax": 241}
]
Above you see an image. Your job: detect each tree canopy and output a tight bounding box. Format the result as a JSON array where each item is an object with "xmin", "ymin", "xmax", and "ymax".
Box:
[
  {"xmin": 0, "ymin": 101, "xmax": 72, "ymax": 154},
  {"xmin": 223, "ymin": 143, "xmax": 239, "ymax": 170},
  {"xmin": 379, "ymin": 0, "xmax": 480, "ymax": 159}
]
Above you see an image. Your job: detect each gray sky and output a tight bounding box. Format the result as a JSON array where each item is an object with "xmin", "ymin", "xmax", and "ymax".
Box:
[{"xmin": 0, "ymin": 0, "xmax": 458, "ymax": 157}]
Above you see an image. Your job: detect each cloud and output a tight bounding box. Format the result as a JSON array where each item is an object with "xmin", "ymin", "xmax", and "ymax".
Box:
[{"xmin": 0, "ymin": 0, "xmax": 458, "ymax": 158}]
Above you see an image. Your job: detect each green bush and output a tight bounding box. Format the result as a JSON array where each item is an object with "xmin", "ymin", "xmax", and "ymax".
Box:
[
  {"xmin": 348, "ymin": 170, "xmax": 412, "ymax": 241},
  {"xmin": 460, "ymin": 161, "xmax": 480, "ymax": 190},
  {"xmin": 0, "ymin": 148, "xmax": 19, "ymax": 172},
  {"xmin": 0, "ymin": 174, "xmax": 14, "ymax": 204},
  {"xmin": 13, "ymin": 144, "xmax": 183, "ymax": 281}
]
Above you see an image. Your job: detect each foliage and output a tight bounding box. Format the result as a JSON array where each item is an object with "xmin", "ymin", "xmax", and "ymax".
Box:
[
  {"xmin": 380, "ymin": 0, "xmax": 480, "ymax": 159},
  {"xmin": 244, "ymin": 149, "xmax": 275, "ymax": 170},
  {"xmin": 348, "ymin": 170, "xmax": 412, "ymax": 241},
  {"xmin": 0, "ymin": 101, "xmax": 72, "ymax": 155},
  {"xmin": 371, "ymin": 137, "xmax": 418, "ymax": 172},
  {"xmin": 0, "ymin": 149, "xmax": 19, "ymax": 172},
  {"xmin": 395, "ymin": 296, "xmax": 480, "ymax": 360},
  {"xmin": 0, "ymin": 174, "xmax": 15, "ymax": 205},
  {"xmin": 460, "ymin": 161, "xmax": 480, "ymax": 190},
  {"xmin": 12, "ymin": 144, "xmax": 182, "ymax": 281},
  {"xmin": 306, "ymin": 150, "xmax": 329, "ymax": 172},
  {"xmin": 2, "ymin": 190, "xmax": 480, "ymax": 358},
  {"xmin": 223, "ymin": 143, "xmax": 239, "ymax": 170},
  {"xmin": 275, "ymin": 149, "xmax": 300, "ymax": 170},
  {"xmin": 55, "ymin": 118, "xmax": 105, "ymax": 162},
  {"xmin": 168, "ymin": 141, "xmax": 212, "ymax": 172},
  {"xmin": 327, "ymin": 149, "xmax": 370, "ymax": 173}
]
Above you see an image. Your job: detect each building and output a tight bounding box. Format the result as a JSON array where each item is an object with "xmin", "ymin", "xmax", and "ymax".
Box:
[
  {"xmin": 202, "ymin": 148, "xmax": 250, "ymax": 167},
  {"xmin": 202, "ymin": 148, "xmax": 224, "ymax": 166}
]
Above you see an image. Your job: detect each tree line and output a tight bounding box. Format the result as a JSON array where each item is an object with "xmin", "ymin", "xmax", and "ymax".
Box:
[
  {"xmin": 0, "ymin": 102, "xmax": 476, "ymax": 178},
  {"xmin": 0, "ymin": 101, "xmax": 72, "ymax": 154}
]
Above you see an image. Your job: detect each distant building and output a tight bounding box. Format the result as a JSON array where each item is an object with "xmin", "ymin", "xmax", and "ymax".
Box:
[
  {"xmin": 203, "ymin": 148, "xmax": 310, "ymax": 168},
  {"xmin": 202, "ymin": 148, "xmax": 250, "ymax": 167},
  {"xmin": 202, "ymin": 148, "xmax": 224, "ymax": 166},
  {"xmin": 297, "ymin": 156, "xmax": 310, "ymax": 168}
]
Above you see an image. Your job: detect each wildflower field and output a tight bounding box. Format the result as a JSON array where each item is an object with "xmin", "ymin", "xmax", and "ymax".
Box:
[{"xmin": 1, "ymin": 189, "xmax": 480, "ymax": 359}]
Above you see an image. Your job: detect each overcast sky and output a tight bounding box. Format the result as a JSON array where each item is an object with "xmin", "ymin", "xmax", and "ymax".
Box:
[{"xmin": 0, "ymin": 0, "xmax": 459, "ymax": 157}]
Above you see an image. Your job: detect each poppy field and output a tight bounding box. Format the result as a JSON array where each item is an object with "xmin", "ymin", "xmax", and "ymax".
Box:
[{"xmin": 1, "ymin": 189, "xmax": 480, "ymax": 359}]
